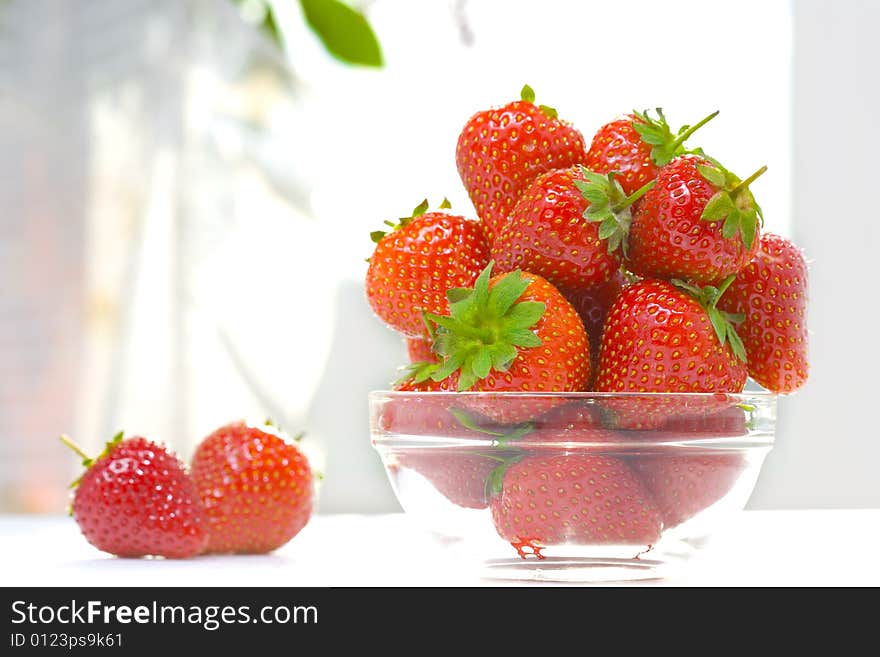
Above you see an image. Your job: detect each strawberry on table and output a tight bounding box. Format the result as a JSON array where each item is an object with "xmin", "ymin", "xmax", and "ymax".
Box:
[
  {"xmin": 584, "ymin": 108, "xmax": 718, "ymax": 196},
  {"xmin": 489, "ymin": 454, "xmax": 662, "ymax": 558},
  {"xmin": 628, "ymin": 154, "xmax": 766, "ymax": 284},
  {"xmin": 491, "ymin": 166, "xmax": 649, "ymax": 290},
  {"xmin": 191, "ymin": 421, "xmax": 314, "ymax": 554},
  {"xmin": 62, "ymin": 432, "xmax": 208, "ymax": 559},
  {"xmin": 456, "ymin": 85, "xmax": 588, "ymax": 244},
  {"xmin": 366, "ymin": 199, "xmax": 490, "ymax": 337},
  {"xmin": 717, "ymin": 233, "xmax": 809, "ymax": 393}
]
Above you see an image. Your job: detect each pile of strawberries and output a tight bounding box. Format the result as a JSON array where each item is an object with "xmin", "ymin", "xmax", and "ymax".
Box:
[
  {"xmin": 366, "ymin": 86, "xmax": 809, "ymax": 557},
  {"xmin": 62, "ymin": 421, "xmax": 315, "ymax": 559}
]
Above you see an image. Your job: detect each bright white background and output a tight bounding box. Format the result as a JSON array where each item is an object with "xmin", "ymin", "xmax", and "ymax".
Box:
[{"xmin": 1, "ymin": 0, "xmax": 877, "ymax": 513}]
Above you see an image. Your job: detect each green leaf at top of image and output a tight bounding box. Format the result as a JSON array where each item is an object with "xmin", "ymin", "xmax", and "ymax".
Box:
[{"xmin": 300, "ymin": 0, "xmax": 383, "ymax": 67}]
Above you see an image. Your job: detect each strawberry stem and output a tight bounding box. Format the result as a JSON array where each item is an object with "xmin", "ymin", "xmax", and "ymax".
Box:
[
  {"xmin": 613, "ymin": 178, "xmax": 655, "ymax": 212},
  {"xmin": 59, "ymin": 434, "xmax": 91, "ymax": 462},
  {"xmin": 731, "ymin": 165, "xmax": 768, "ymax": 196},
  {"xmin": 670, "ymin": 110, "xmax": 719, "ymax": 152}
]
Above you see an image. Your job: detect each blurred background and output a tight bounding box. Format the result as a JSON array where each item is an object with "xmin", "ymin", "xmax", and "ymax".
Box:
[{"xmin": 1, "ymin": 0, "xmax": 877, "ymax": 514}]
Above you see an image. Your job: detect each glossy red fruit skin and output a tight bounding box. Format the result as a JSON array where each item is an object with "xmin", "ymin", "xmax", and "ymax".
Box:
[
  {"xmin": 628, "ymin": 155, "xmax": 759, "ymax": 284},
  {"xmin": 584, "ymin": 115, "xmax": 658, "ymax": 196},
  {"xmin": 595, "ymin": 279, "xmax": 748, "ymax": 394},
  {"xmin": 717, "ymin": 233, "xmax": 809, "ymax": 393},
  {"xmin": 366, "ymin": 212, "xmax": 490, "ymax": 337},
  {"xmin": 631, "ymin": 453, "xmax": 747, "ymax": 528},
  {"xmin": 559, "ymin": 270, "xmax": 627, "ymax": 383},
  {"xmin": 72, "ymin": 437, "xmax": 208, "ymax": 559},
  {"xmin": 191, "ymin": 422, "xmax": 314, "ymax": 554},
  {"xmin": 405, "ymin": 337, "xmax": 437, "ymax": 364},
  {"xmin": 490, "ymin": 454, "xmax": 662, "ymax": 548},
  {"xmin": 456, "ymin": 100, "xmax": 587, "ymax": 244},
  {"xmin": 492, "ymin": 167, "xmax": 622, "ymax": 290}
]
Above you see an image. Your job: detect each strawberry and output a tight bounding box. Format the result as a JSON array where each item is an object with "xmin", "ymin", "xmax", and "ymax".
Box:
[
  {"xmin": 627, "ymin": 154, "xmax": 766, "ymax": 284},
  {"xmin": 456, "ymin": 85, "xmax": 587, "ymax": 244},
  {"xmin": 584, "ymin": 108, "xmax": 718, "ymax": 196},
  {"xmin": 191, "ymin": 421, "xmax": 314, "ymax": 554},
  {"xmin": 395, "ymin": 450, "xmax": 505, "ymax": 510},
  {"xmin": 62, "ymin": 432, "xmax": 208, "ymax": 559},
  {"xmin": 366, "ymin": 199, "xmax": 490, "ymax": 337},
  {"xmin": 717, "ymin": 233, "xmax": 809, "ymax": 392},
  {"xmin": 631, "ymin": 453, "xmax": 747, "ymax": 528},
  {"xmin": 424, "ymin": 262, "xmax": 590, "ymax": 422},
  {"xmin": 559, "ymin": 269, "xmax": 627, "ymax": 381},
  {"xmin": 489, "ymin": 454, "xmax": 662, "ymax": 558},
  {"xmin": 405, "ymin": 337, "xmax": 437, "ymax": 364},
  {"xmin": 596, "ymin": 278, "xmax": 747, "ymax": 394},
  {"xmin": 491, "ymin": 166, "xmax": 645, "ymax": 290}
]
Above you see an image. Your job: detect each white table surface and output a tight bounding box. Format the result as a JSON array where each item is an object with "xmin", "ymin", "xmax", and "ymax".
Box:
[{"xmin": 2, "ymin": 511, "xmax": 878, "ymax": 587}]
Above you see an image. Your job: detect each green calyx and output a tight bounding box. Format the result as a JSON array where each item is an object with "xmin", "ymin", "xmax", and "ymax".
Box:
[
  {"xmin": 60, "ymin": 431, "xmax": 124, "ymax": 492},
  {"xmin": 632, "ymin": 108, "xmax": 719, "ymax": 167},
  {"xmin": 486, "ymin": 454, "xmax": 524, "ymax": 497},
  {"xmin": 696, "ymin": 157, "xmax": 767, "ymax": 251},
  {"xmin": 574, "ymin": 166, "xmax": 656, "ymax": 256},
  {"xmin": 672, "ymin": 276, "xmax": 747, "ymax": 363},
  {"xmin": 520, "ymin": 84, "xmax": 557, "ymax": 120},
  {"xmin": 370, "ymin": 198, "xmax": 451, "ymax": 243},
  {"xmin": 424, "ymin": 261, "xmax": 546, "ymax": 392}
]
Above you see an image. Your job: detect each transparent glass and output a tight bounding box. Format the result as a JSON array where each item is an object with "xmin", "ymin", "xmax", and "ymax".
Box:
[{"xmin": 370, "ymin": 391, "xmax": 775, "ymax": 583}]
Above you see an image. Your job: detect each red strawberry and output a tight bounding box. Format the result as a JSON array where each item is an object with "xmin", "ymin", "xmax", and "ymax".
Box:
[
  {"xmin": 584, "ymin": 108, "xmax": 718, "ymax": 196},
  {"xmin": 456, "ymin": 85, "xmax": 587, "ymax": 244},
  {"xmin": 490, "ymin": 454, "xmax": 662, "ymax": 558},
  {"xmin": 62, "ymin": 432, "xmax": 207, "ymax": 558},
  {"xmin": 717, "ymin": 233, "xmax": 809, "ymax": 392},
  {"xmin": 559, "ymin": 269, "xmax": 627, "ymax": 382},
  {"xmin": 628, "ymin": 154, "xmax": 766, "ymax": 284},
  {"xmin": 596, "ymin": 279, "xmax": 748, "ymax": 394},
  {"xmin": 395, "ymin": 450, "xmax": 504, "ymax": 510},
  {"xmin": 191, "ymin": 421, "xmax": 314, "ymax": 554},
  {"xmin": 405, "ymin": 337, "xmax": 437, "ymax": 364},
  {"xmin": 631, "ymin": 452, "xmax": 747, "ymax": 528},
  {"xmin": 491, "ymin": 166, "xmax": 632, "ymax": 290},
  {"xmin": 366, "ymin": 199, "xmax": 490, "ymax": 337},
  {"xmin": 425, "ymin": 262, "xmax": 590, "ymax": 422}
]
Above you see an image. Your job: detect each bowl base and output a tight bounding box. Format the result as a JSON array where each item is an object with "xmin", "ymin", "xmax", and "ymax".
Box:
[{"xmin": 481, "ymin": 555, "xmax": 671, "ymax": 583}]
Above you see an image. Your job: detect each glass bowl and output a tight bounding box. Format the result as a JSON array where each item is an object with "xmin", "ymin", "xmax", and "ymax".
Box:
[{"xmin": 370, "ymin": 391, "xmax": 775, "ymax": 583}]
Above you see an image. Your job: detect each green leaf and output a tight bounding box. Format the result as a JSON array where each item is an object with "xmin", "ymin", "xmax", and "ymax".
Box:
[
  {"xmin": 740, "ymin": 208, "xmax": 758, "ymax": 250},
  {"xmin": 707, "ymin": 308, "xmax": 729, "ymax": 347},
  {"xmin": 472, "ymin": 350, "xmax": 492, "ymax": 379},
  {"xmin": 701, "ymin": 192, "xmax": 735, "ymax": 221},
  {"xmin": 446, "ymin": 287, "xmax": 472, "ymax": 304},
  {"xmin": 504, "ymin": 301, "xmax": 546, "ymax": 328},
  {"xmin": 598, "ymin": 217, "xmax": 618, "ymax": 240},
  {"xmin": 697, "ymin": 164, "xmax": 726, "ymax": 188},
  {"xmin": 491, "ymin": 344, "xmax": 518, "ymax": 371},
  {"xmin": 370, "ymin": 230, "xmax": 386, "ymax": 243},
  {"xmin": 722, "ymin": 208, "xmax": 742, "ymax": 240},
  {"xmin": 576, "ymin": 181, "xmax": 610, "ymax": 207},
  {"xmin": 411, "ymin": 198, "xmax": 429, "ymax": 217},
  {"xmin": 520, "ymin": 84, "xmax": 536, "ymax": 103},
  {"xmin": 727, "ymin": 325, "xmax": 748, "ymax": 363},
  {"xmin": 487, "ymin": 271, "xmax": 531, "ymax": 317},
  {"xmin": 538, "ymin": 104, "xmax": 558, "ymax": 119},
  {"xmin": 458, "ymin": 368, "xmax": 478, "ymax": 392},
  {"xmin": 299, "ymin": 0, "xmax": 383, "ymax": 67},
  {"xmin": 503, "ymin": 328, "xmax": 542, "ymax": 348}
]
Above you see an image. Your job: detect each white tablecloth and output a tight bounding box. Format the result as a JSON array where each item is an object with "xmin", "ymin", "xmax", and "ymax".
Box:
[{"xmin": 2, "ymin": 511, "xmax": 878, "ymax": 586}]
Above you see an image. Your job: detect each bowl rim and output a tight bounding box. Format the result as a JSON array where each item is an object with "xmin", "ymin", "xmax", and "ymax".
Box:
[{"xmin": 369, "ymin": 390, "xmax": 778, "ymax": 400}]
